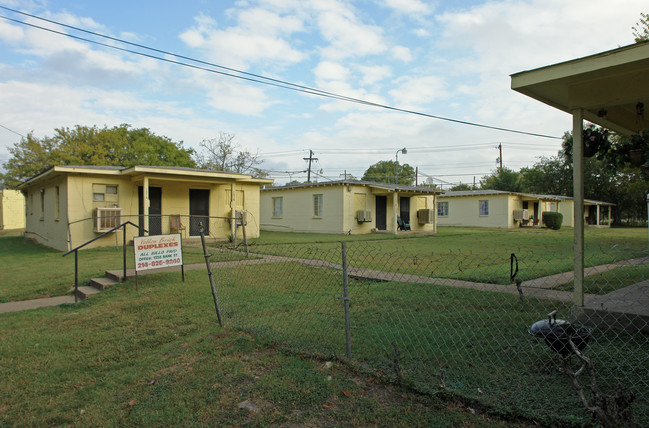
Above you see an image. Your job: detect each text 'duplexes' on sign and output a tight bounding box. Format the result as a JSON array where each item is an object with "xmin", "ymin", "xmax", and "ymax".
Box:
[{"xmin": 134, "ymin": 234, "xmax": 183, "ymax": 272}]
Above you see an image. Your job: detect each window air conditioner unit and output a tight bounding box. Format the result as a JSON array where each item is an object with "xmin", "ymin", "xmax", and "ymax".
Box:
[
  {"xmin": 417, "ymin": 209, "xmax": 434, "ymax": 224},
  {"xmin": 235, "ymin": 210, "xmax": 248, "ymax": 226},
  {"xmin": 513, "ymin": 209, "xmax": 529, "ymax": 221},
  {"xmin": 356, "ymin": 209, "xmax": 372, "ymax": 223},
  {"xmin": 94, "ymin": 207, "xmax": 122, "ymax": 232}
]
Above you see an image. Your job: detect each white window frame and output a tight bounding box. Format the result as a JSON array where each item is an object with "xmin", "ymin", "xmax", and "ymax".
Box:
[
  {"xmin": 437, "ymin": 201, "xmax": 449, "ymax": 217},
  {"xmin": 272, "ymin": 197, "xmax": 283, "ymax": 218},
  {"xmin": 313, "ymin": 194, "xmax": 323, "ymax": 218},
  {"xmin": 479, "ymin": 200, "xmax": 489, "ymax": 216}
]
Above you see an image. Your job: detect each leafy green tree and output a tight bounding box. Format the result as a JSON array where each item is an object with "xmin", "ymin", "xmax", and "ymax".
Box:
[
  {"xmin": 632, "ymin": 12, "xmax": 649, "ymax": 42},
  {"xmin": 520, "ymin": 155, "xmax": 572, "ymax": 196},
  {"xmin": 520, "ymin": 130, "xmax": 649, "ymax": 224},
  {"xmin": 480, "ymin": 167, "xmax": 522, "ymax": 192},
  {"xmin": 1, "ymin": 124, "xmax": 196, "ymax": 188},
  {"xmin": 362, "ymin": 160, "xmax": 416, "ymax": 185},
  {"xmin": 449, "ymin": 183, "xmax": 473, "ymax": 191}
]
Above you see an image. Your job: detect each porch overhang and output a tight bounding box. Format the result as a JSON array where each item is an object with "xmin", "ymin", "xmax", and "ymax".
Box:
[
  {"xmin": 511, "ymin": 41, "xmax": 649, "ymax": 136},
  {"xmin": 511, "ymin": 41, "xmax": 649, "ymax": 307}
]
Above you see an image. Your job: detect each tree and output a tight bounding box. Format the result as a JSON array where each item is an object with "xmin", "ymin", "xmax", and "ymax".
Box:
[
  {"xmin": 194, "ymin": 132, "xmax": 267, "ymax": 178},
  {"xmin": 520, "ymin": 155, "xmax": 572, "ymax": 196},
  {"xmin": 362, "ymin": 160, "xmax": 416, "ymax": 185},
  {"xmin": 480, "ymin": 167, "xmax": 522, "ymax": 192},
  {"xmin": 632, "ymin": 12, "xmax": 649, "ymax": 42},
  {"xmin": 449, "ymin": 183, "xmax": 474, "ymax": 191},
  {"xmin": 1, "ymin": 124, "xmax": 196, "ymax": 188},
  {"xmin": 520, "ymin": 130, "xmax": 649, "ymax": 224}
]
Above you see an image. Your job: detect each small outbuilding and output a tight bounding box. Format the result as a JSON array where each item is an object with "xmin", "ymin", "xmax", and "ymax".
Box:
[
  {"xmin": 17, "ymin": 165, "xmax": 273, "ymax": 251},
  {"xmin": 260, "ymin": 180, "xmax": 441, "ymax": 235}
]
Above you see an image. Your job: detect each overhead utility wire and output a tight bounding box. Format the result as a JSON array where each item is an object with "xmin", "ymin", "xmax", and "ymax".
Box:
[
  {"xmin": 0, "ymin": 123, "xmax": 26, "ymax": 138},
  {"xmin": 0, "ymin": 6, "xmax": 561, "ymax": 140}
]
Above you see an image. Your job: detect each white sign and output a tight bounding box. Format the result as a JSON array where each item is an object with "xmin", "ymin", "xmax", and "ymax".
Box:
[{"xmin": 134, "ymin": 234, "xmax": 183, "ymax": 272}]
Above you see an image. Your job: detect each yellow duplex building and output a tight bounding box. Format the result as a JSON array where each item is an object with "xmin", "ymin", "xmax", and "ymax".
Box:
[
  {"xmin": 0, "ymin": 189, "xmax": 26, "ymax": 230},
  {"xmin": 260, "ymin": 180, "xmax": 441, "ymax": 234},
  {"xmin": 437, "ymin": 190, "xmax": 613, "ymax": 228},
  {"xmin": 17, "ymin": 165, "xmax": 273, "ymax": 251}
]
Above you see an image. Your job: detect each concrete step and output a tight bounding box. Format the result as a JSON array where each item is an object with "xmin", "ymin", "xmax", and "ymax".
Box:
[
  {"xmin": 73, "ymin": 285, "xmax": 102, "ymax": 300},
  {"xmin": 90, "ymin": 277, "xmax": 119, "ymax": 290}
]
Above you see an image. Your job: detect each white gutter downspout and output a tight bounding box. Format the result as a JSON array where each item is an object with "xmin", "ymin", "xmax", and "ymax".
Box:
[
  {"xmin": 573, "ymin": 110, "xmax": 585, "ymax": 307},
  {"xmin": 143, "ymin": 176, "xmax": 150, "ymax": 236}
]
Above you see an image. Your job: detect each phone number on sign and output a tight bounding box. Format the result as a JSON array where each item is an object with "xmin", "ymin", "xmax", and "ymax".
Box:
[{"xmin": 137, "ymin": 258, "xmax": 181, "ymax": 269}]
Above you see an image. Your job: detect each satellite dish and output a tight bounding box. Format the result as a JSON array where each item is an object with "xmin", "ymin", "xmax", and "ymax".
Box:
[{"xmin": 425, "ymin": 177, "xmax": 433, "ymax": 185}]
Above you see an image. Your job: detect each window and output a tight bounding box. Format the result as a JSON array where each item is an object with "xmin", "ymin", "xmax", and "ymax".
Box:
[
  {"xmin": 40, "ymin": 189, "xmax": 45, "ymax": 220},
  {"xmin": 550, "ymin": 202, "xmax": 557, "ymax": 212},
  {"xmin": 479, "ymin": 200, "xmax": 489, "ymax": 216},
  {"xmin": 55, "ymin": 186, "xmax": 60, "ymax": 220},
  {"xmin": 92, "ymin": 184, "xmax": 118, "ymax": 204},
  {"xmin": 437, "ymin": 201, "xmax": 449, "ymax": 217},
  {"xmin": 313, "ymin": 194, "xmax": 323, "ymax": 217},
  {"xmin": 272, "ymin": 197, "xmax": 283, "ymax": 217}
]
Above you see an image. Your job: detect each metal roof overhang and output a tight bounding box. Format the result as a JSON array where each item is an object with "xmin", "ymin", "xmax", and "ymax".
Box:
[{"xmin": 511, "ymin": 41, "xmax": 649, "ymax": 136}]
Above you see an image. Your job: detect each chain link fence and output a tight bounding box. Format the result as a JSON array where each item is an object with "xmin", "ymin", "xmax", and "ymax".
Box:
[{"xmin": 204, "ymin": 239, "xmax": 649, "ymax": 426}]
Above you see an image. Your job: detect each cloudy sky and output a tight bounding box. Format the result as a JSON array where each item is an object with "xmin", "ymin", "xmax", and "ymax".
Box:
[{"xmin": 0, "ymin": 0, "xmax": 646, "ymax": 186}]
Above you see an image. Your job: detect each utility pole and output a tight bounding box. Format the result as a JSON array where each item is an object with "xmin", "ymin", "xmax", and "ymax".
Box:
[
  {"xmin": 497, "ymin": 143, "xmax": 503, "ymax": 170},
  {"xmin": 303, "ymin": 150, "xmax": 318, "ymax": 183}
]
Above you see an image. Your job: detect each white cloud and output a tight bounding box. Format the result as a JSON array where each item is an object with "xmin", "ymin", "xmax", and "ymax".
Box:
[
  {"xmin": 382, "ymin": 0, "xmax": 433, "ymax": 16},
  {"xmin": 391, "ymin": 45, "xmax": 412, "ymax": 62},
  {"xmin": 313, "ymin": 61, "xmax": 350, "ymax": 82},
  {"xmin": 389, "ymin": 75, "xmax": 448, "ymax": 108},
  {"xmin": 179, "ymin": 10, "xmax": 306, "ymax": 69},
  {"xmin": 316, "ymin": 7, "xmax": 387, "ymax": 59},
  {"xmin": 356, "ymin": 64, "xmax": 392, "ymax": 86}
]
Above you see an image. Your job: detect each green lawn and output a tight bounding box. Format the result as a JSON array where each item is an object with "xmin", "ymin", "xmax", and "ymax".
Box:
[
  {"xmin": 0, "ymin": 269, "xmax": 528, "ymax": 427},
  {"xmin": 1, "ymin": 229, "xmax": 648, "ymax": 426}
]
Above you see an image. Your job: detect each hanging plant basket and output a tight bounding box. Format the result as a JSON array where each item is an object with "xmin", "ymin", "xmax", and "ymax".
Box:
[
  {"xmin": 629, "ymin": 148, "xmax": 645, "ymax": 166},
  {"xmin": 583, "ymin": 127, "xmax": 608, "ymax": 158}
]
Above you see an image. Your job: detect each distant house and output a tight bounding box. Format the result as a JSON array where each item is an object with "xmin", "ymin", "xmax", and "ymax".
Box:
[
  {"xmin": 0, "ymin": 190, "xmax": 26, "ymax": 230},
  {"xmin": 16, "ymin": 165, "xmax": 273, "ymax": 251},
  {"xmin": 260, "ymin": 180, "xmax": 441, "ymax": 234},
  {"xmin": 437, "ymin": 190, "xmax": 613, "ymax": 228}
]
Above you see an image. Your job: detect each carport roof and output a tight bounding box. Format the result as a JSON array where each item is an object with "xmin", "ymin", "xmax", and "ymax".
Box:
[{"xmin": 511, "ymin": 41, "xmax": 649, "ymax": 136}]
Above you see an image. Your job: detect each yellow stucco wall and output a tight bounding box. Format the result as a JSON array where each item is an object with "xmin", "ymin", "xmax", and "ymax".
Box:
[
  {"xmin": 437, "ymin": 194, "xmax": 517, "ymax": 228},
  {"xmin": 261, "ymin": 184, "xmax": 437, "ymax": 234},
  {"xmin": 0, "ymin": 190, "xmax": 26, "ymax": 230},
  {"xmin": 20, "ymin": 169, "xmax": 265, "ymax": 251},
  {"xmin": 261, "ymin": 185, "xmax": 345, "ymax": 233}
]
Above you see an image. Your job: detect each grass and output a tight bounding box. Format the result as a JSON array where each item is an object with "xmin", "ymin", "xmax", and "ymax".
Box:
[
  {"xmin": 1, "ymin": 229, "xmax": 648, "ymax": 426},
  {"xmin": 214, "ymin": 261, "xmax": 649, "ymax": 426},
  {"xmin": 0, "ymin": 268, "xmax": 528, "ymax": 427}
]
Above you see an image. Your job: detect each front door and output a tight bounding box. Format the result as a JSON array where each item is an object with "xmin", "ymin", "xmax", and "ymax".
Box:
[
  {"xmin": 375, "ymin": 196, "xmax": 387, "ymax": 230},
  {"xmin": 138, "ymin": 186, "xmax": 162, "ymax": 236},
  {"xmin": 399, "ymin": 197, "xmax": 410, "ymax": 224},
  {"xmin": 189, "ymin": 189, "xmax": 210, "ymax": 236}
]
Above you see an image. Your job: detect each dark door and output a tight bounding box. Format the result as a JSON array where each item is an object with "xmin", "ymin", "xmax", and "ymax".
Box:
[
  {"xmin": 138, "ymin": 186, "xmax": 162, "ymax": 236},
  {"xmin": 399, "ymin": 197, "xmax": 410, "ymax": 224},
  {"xmin": 375, "ymin": 196, "xmax": 387, "ymax": 230},
  {"xmin": 533, "ymin": 202, "xmax": 539, "ymax": 224},
  {"xmin": 190, "ymin": 189, "xmax": 210, "ymax": 236}
]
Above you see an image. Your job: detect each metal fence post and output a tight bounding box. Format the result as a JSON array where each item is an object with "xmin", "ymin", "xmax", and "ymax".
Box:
[{"xmin": 341, "ymin": 242, "xmax": 352, "ymax": 358}]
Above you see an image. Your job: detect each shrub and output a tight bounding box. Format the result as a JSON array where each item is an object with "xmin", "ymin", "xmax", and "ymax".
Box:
[{"xmin": 543, "ymin": 212, "xmax": 563, "ymax": 230}]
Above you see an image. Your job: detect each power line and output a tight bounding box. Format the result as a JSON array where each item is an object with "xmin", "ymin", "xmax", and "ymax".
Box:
[
  {"xmin": 0, "ymin": 6, "xmax": 562, "ymax": 140},
  {"xmin": 0, "ymin": 123, "xmax": 26, "ymax": 138}
]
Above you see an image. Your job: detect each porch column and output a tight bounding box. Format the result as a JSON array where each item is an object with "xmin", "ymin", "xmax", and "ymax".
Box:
[
  {"xmin": 596, "ymin": 205, "xmax": 601, "ymax": 226},
  {"xmin": 608, "ymin": 206, "xmax": 612, "ymax": 227},
  {"xmin": 143, "ymin": 176, "xmax": 150, "ymax": 236},
  {"xmin": 433, "ymin": 194, "xmax": 437, "ymax": 233},
  {"xmin": 573, "ymin": 110, "xmax": 585, "ymax": 306},
  {"xmin": 392, "ymin": 191, "xmax": 398, "ymax": 234},
  {"xmin": 230, "ymin": 182, "xmax": 236, "ymax": 237}
]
